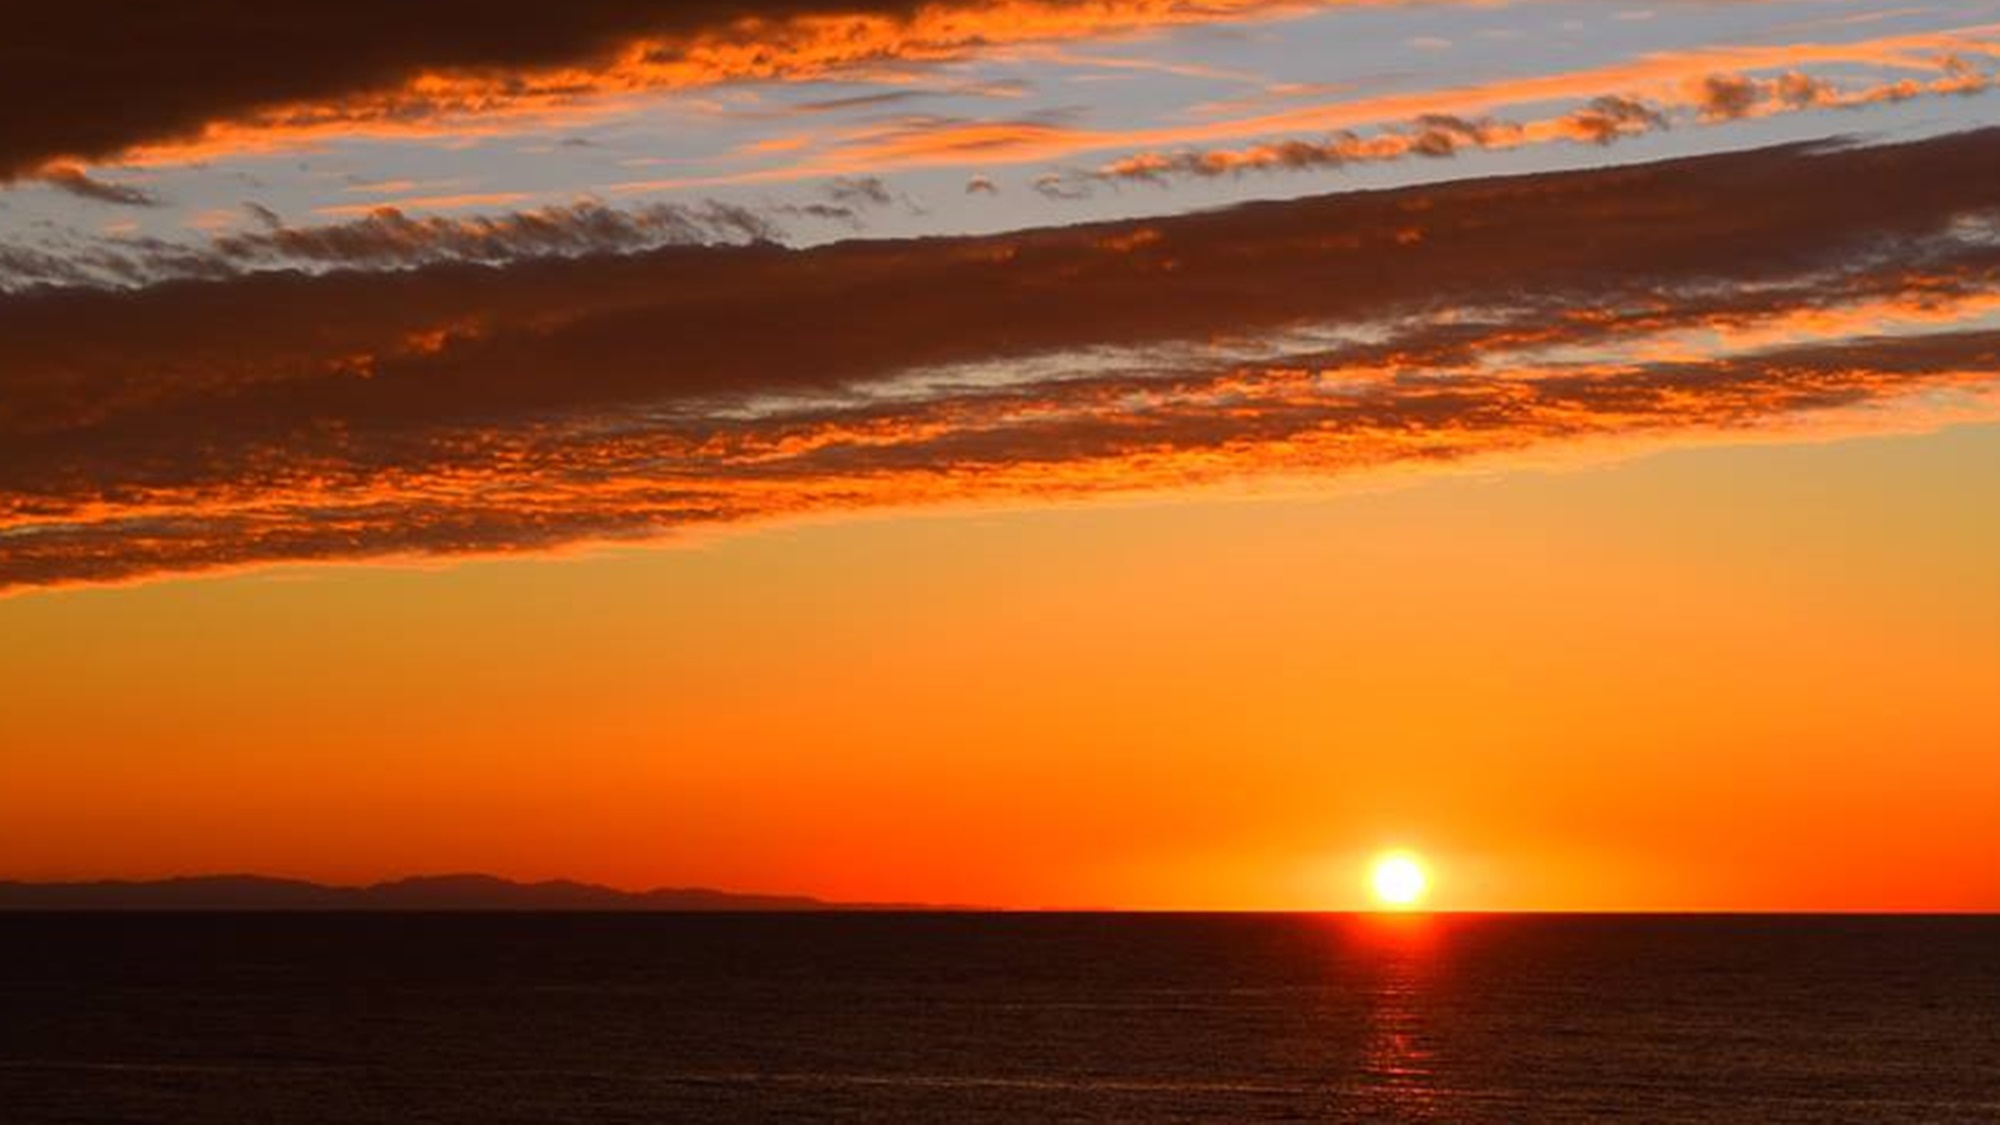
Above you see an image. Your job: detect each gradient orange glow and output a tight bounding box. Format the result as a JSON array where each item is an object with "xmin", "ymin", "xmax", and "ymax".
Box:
[
  {"xmin": 3, "ymin": 425, "xmax": 1997, "ymax": 910},
  {"xmin": 6, "ymin": 0, "xmax": 2000, "ymax": 915}
]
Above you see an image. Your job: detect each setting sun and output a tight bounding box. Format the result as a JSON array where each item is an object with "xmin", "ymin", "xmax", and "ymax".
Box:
[{"xmin": 1370, "ymin": 852, "xmax": 1430, "ymax": 910}]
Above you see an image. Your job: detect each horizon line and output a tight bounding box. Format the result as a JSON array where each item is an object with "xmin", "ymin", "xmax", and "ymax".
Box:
[{"xmin": 1, "ymin": 874, "xmax": 1994, "ymax": 916}]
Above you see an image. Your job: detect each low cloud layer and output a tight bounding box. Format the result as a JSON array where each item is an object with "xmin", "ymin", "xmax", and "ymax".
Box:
[
  {"xmin": 0, "ymin": 190, "xmax": 917, "ymax": 291},
  {"xmin": 5, "ymin": 129, "xmax": 2000, "ymax": 593}
]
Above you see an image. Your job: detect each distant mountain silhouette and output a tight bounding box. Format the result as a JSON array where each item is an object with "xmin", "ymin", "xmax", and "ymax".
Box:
[{"xmin": 0, "ymin": 874, "xmax": 938, "ymax": 911}]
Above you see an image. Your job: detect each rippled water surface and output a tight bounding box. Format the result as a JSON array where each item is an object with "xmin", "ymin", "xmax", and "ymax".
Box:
[{"xmin": 3, "ymin": 914, "xmax": 1996, "ymax": 1121}]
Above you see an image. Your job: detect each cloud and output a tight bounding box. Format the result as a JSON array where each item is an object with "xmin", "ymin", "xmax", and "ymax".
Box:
[
  {"xmin": 1691, "ymin": 73, "xmax": 1764, "ymax": 121},
  {"xmin": 5, "ymin": 128, "xmax": 2000, "ymax": 593},
  {"xmin": 1041, "ymin": 54, "xmax": 1992, "ymax": 193},
  {"xmin": 1558, "ymin": 95, "xmax": 1671, "ymax": 145},
  {"xmin": 37, "ymin": 165, "xmax": 160, "ymax": 206},
  {"xmin": 832, "ymin": 115, "xmax": 1086, "ymax": 167},
  {"xmin": 224, "ymin": 199, "xmax": 781, "ymax": 266},
  {"xmin": 822, "ymin": 176, "xmax": 895, "ymax": 208},
  {"xmin": 0, "ymin": 0, "xmax": 1321, "ymax": 179},
  {"xmin": 0, "ymin": 191, "xmax": 917, "ymax": 290},
  {"xmin": 1078, "ymin": 113, "xmax": 1522, "ymax": 186},
  {"xmin": 17, "ymin": 7, "xmax": 1987, "ymax": 202},
  {"xmin": 700, "ymin": 22, "xmax": 2000, "ymax": 189}
]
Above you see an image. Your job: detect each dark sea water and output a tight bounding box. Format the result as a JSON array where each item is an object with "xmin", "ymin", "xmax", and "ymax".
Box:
[{"xmin": 1, "ymin": 914, "xmax": 1996, "ymax": 1122}]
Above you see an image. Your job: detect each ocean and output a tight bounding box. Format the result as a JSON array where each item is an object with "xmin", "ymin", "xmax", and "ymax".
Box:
[{"xmin": 2, "ymin": 914, "xmax": 1995, "ymax": 1121}]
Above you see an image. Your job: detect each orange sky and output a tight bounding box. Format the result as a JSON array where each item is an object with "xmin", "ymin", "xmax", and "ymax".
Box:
[
  {"xmin": 5, "ymin": 0, "xmax": 2000, "ymax": 912},
  {"xmin": 4, "ymin": 425, "xmax": 1996, "ymax": 910}
]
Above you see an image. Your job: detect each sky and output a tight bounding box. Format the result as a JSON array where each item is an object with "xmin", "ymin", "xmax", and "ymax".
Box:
[{"xmin": 2, "ymin": 0, "xmax": 1998, "ymax": 910}]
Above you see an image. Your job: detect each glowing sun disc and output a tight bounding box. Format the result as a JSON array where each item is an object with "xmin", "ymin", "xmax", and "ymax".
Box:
[{"xmin": 1369, "ymin": 852, "xmax": 1429, "ymax": 909}]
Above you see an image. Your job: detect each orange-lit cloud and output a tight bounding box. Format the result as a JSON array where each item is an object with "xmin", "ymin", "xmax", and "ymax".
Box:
[
  {"xmin": 602, "ymin": 43, "xmax": 1990, "ymax": 200},
  {"xmin": 600, "ymin": 23, "xmax": 2000, "ymax": 193},
  {"xmin": 6, "ymin": 128, "xmax": 2000, "ymax": 592},
  {"xmin": 22, "ymin": 2, "xmax": 1978, "ymax": 187},
  {"xmin": 0, "ymin": 0, "xmax": 1335, "ymax": 178},
  {"xmin": 1006, "ymin": 54, "xmax": 1996, "ymax": 192}
]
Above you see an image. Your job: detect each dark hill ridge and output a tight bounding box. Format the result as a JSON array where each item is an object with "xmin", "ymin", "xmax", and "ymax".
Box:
[{"xmin": 0, "ymin": 874, "xmax": 938, "ymax": 911}]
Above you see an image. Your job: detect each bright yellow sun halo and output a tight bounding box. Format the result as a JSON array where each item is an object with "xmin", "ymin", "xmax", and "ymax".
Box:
[{"xmin": 1369, "ymin": 851, "xmax": 1430, "ymax": 910}]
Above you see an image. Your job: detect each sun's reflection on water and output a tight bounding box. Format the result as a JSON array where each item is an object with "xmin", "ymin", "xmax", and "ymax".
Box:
[{"xmin": 1350, "ymin": 913, "xmax": 1449, "ymax": 1118}]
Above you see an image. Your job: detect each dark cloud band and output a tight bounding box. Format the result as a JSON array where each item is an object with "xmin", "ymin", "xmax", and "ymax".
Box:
[{"xmin": 4, "ymin": 129, "xmax": 1999, "ymax": 592}]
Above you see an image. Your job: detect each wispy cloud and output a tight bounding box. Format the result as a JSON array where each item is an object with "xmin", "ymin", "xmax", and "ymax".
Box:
[
  {"xmin": 37, "ymin": 165, "xmax": 160, "ymax": 206},
  {"xmin": 0, "ymin": 190, "xmax": 922, "ymax": 290},
  {"xmin": 595, "ymin": 23, "xmax": 2000, "ymax": 194},
  {"xmin": 1040, "ymin": 56, "xmax": 1993, "ymax": 191}
]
